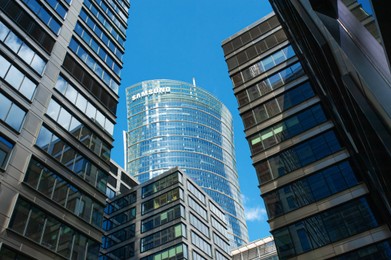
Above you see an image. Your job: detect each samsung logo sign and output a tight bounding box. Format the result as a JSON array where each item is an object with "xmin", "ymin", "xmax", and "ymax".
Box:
[{"xmin": 131, "ymin": 87, "xmax": 171, "ymax": 101}]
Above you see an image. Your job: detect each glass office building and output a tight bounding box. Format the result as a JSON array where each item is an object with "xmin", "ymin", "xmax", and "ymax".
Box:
[
  {"xmin": 0, "ymin": 0, "xmax": 129, "ymax": 258},
  {"xmin": 101, "ymin": 167, "xmax": 231, "ymax": 260},
  {"xmin": 125, "ymin": 79, "xmax": 248, "ymax": 247},
  {"xmin": 222, "ymin": 7, "xmax": 391, "ymax": 259}
]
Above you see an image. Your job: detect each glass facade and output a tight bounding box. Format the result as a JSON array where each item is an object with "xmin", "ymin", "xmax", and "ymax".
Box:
[
  {"xmin": 125, "ymin": 79, "xmax": 248, "ymax": 247},
  {"xmin": 224, "ymin": 12, "xmax": 390, "ymax": 259},
  {"xmin": 0, "ymin": 0, "xmax": 129, "ymax": 257}
]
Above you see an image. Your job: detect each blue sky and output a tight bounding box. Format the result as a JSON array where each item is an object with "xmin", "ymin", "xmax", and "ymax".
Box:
[{"xmin": 112, "ymin": 0, "xmax": 273, "ymax": 242}]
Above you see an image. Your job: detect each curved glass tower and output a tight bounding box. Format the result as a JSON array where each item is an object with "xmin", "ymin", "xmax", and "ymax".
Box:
[{"xmin": 125, "ymin": 79, "xmax": 248, "ymax": 247}]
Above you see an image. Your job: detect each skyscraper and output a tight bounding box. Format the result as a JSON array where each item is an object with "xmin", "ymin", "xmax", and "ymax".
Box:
[
  {"xmin": 125, "ymin": 79, "xmax": 248, "ymax": 247},
  {"xmin": 223, "ymin": 8, "xmax": 391, "ymax": 259},
  {"xmin": 0, "ymin": 0, "xmax": 129, "ymax": 258}
]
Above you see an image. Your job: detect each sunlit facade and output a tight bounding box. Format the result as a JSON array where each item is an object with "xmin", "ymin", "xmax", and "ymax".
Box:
[
  {"xmin": 0, "ymin": 0, "xmax": 129, "ymax": 258},
  {"xmin": 125, "ymin": 79, "xmax": 248, "ymax": 247}
]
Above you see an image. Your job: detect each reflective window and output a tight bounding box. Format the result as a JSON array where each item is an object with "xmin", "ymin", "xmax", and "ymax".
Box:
[
  {"xmin": 256, "ymin": 130, "xmax": 342, "ymax": 183},
  {"xmin": 263, "ymin": 161, "xmax": 359, "ymax": 219},
  {"xmin": 232, "ymin": 45, "xmax": 296, "ymax": 86},
  {"xmin": 84, "ymin": 0, "xmax": 126, "ymax": 34},
  {"xmin": 334, "ymin": 240, "xmax": 391, "ymax": 259},
  {"xmin": 141, "ymin": 224, "xmax": 186, "ymax": 252},
  {"xmin": 141, "ymin": 243, "xmax": 188, "ymax": 260},
  {"xmin": 191, "ymin": 231, "xmax": 212, "ymax": 257},
  {"xmin": 249, "ymin": 104, "xmax": 327, "ymax": 154},
  {"xmin": 74, "ymin": 22, "xmax": 122, "ymax": 73},
  {"xmin": 104, "ymin": 207, "xmax": 135, "ymax": 231},
  {"xmin": 213, "ymin": 233, "xmax": 230, "ymax": 253},
  {"xmin": 102, "ymin": 224, "xmax": 135, "ymax": 248},
  {"xmin": 9, "ymin": 198, "xmax": 100, "ymax": 259},
  {"xmin": 142, "ymin": 171, "xmax": 181, "ymax": 198},
  {"xmin": 226, "ymin": 29, "xmax": 287, "ymax": 71},
  {"xmin": 47, "ymin": 99, "xmax": 111, "ymax": 162},
  {"xmin": 105, "ymin": 186, "xmax": 115, "ymax": 199},
  {"xmin": 222, "ymin": 16, "xmax": 280, "ymax": 55},
  {"xmin": 35, "ymin": 125, "xmax": 108, "ymax": 192},
  {"xmin": 21, "ymin": 0, "xmax": 61, "ymax": 34},
  {"xmin": 78, "ymin": 10, "xmax": 124, "ymax": 59},
  {"xmin": 105, "ymin": 192, "xmax": 136, "ymax": 214},
  {"xmin": 193, "ymin": 250, "xmax": 207, "ymax": 260},
  {"xmin": 43, "ymin": 0, "xmax": 67, "ymax": 19},
  {"xmin": 236, "ymin": 62, "xmax": 305, "ymax": 107},
  {"xmin": 55, "ymin": 75, "xmax": 115, "ymax": 135},
  {"xmin": 142, "ymin": 188, "xmax": 183, "ymax": 215},
  {"xmin": 141, "ymin": 205, "xmax": 184, "ymax": 233},
  {"xmin": 79, "ymin": 7, "xmax": 124, "ymax": 47},
  {"xmin": 209, "ymin": 201, "xmax": 225, "ymax": 223},
  {"xmin": 188, "ymin": 180, "xmax": 206, "ymax": 205},
  {"xmin": 189, "ymin": 196, "xmax": 207, "ymax": 220},
  {"xmin": 0, "ymin": 135, "xmax": 14, "ymax": 170},
  {"xmin": 242, "ymin": 81, "xmax": 315, "ymax": 129},
  {"xmin": 0, "ymin": 55, "xmax": 37, "ymax": 99},
  {"xmin": 273, "ymin": 198, "xmax": 380, "ymax": 258},
  {"xmin": 216, "ymin": 250, "xmax": 229, "ymax": 260},
  {"xmin": 0, "ymin": 1, "xmax": 55, "ymax": 53},
  {"xmin": 211, "ymin": 217, "xmax": 227, "ymax": 237},
  {"xmin": 0, "ymin": 92, "xmax": 26, "ymax": 131},
  {"xmin": 0, "ymin": 21, "xmax": 46, "ymax": 75},
  {"xmin": 24, "ymin": 158, "xmax": 104, "ymax": 227},
  {"xmin": 190, "ymin": 213, "xmax": 209, "ymax": 238},
  {"xmin": 68, "ymin": 37, "xmax": 119, "ymax": 93}
]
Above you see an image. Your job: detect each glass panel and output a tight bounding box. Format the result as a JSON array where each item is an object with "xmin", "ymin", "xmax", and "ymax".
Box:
[{"xmin": 41, "ymin": 217, "xmax": 61, "ymax": 250}]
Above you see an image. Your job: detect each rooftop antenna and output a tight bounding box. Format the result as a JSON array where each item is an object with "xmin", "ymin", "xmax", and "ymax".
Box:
[{"xmin": 192, "ymin": 77, "xmax": 197, "ymax": 87}]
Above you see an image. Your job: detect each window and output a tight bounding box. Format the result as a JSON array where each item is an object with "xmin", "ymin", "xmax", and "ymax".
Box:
[
  {"xmin": 0, "ymin": 0, "xmax": 55, "ymax": 53},
  {"xmin": 142, "ymin": 188, "xmax": 183, "ymax": 215},
  {"xmin": 191, "ymin": 231, "xmax": 212, "ymax": 256},
  {"xmin": 141, "ymin": 243, "xmax": 188, "ymax": 260},
  {"xmin": 9, "ymin": 198, "xmax": 100, "ymax": 259},
  {"xmin": 106, "ymin": 192, "xmax": 136, "ymax": 214},
  {"xmin": 21, "ymin": 0, "xmax": 61, "ymax": 34},
  {"xmin": 35, "ymin": 125, "xmax": 108, "ymax": 193},
  {"xmin": 213, "ymin": 233, "xmax": 230, "ymax": 253},
  {"xmin": 190, "ymin": 213, "xmax": 209, "ymax": 238},
  {"xmin": 249, "ymin": 104, "xmax": 327, "ymax": 154},
  {"xmin": 47, "ymin": 99, "xmax": 111, "ymax": 162},
  {"xmin": 256, "ymin": 130, "xmax": 342, "ymax": 183},
  {"xmin": 243, "ymin": 81, "xmax": 315, "ymax": 129},
  {"xmin": 209, "ymin": 201, "xmax": 225, "ymax": 222},
  {"xmin": 236, "ymin": 45, "xmax": 296, "ymax": 85},
  {"xmin": 188, "ymin": 180, "xmax": 206, "ymax": 204},
  {"xmin": 60, "ymin": 59, "xmax": 118, "ymax": 115},
  {"xmin": 140, "ymin": 224, "xmax": 186, "ymax": 252},
  {"xmin": 142, "ymin": 171, "xmax": 181, "ymax": 198},
  {"xmin": 0, "ymin": 22, "xmax": 46, "ymax": 75},
  {"xmin": 0, "ymin": 92, "xmax": 26, "ymax": 131},
  {"xmin": 106, "ymin": 207, "xmax": 136, "ymax": 230},
  {"xmin": 43, "ymin": 0, "xmax": 67, "ymax": 19},
  {"xmin": 104, "ymin": 242, "xmax": 134, "ymax": 259},
  {"xmin": 272, "ymin": 198, "xmax": 380, "ymax": 258},
  {"xmin": 189, "ymin": 196, "xmax": 207, "ymax": 220},
  {"xmin": 141, "ymin": 205, "xmax": 184, "ymax": 233},
  {"xmin": 24, "ymin": 158, "xmax": 105, "ymax": 227},
  {"xmin": 103, "ymin": 224, "xmax": 135, "ymax": 248},
  {"xmin": 68, "ymin": 37, "xmax": 119, "ymax": 93}
]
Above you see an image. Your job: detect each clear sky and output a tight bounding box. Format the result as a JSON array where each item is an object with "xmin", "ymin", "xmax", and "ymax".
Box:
[{"xmin": 112, "ymin": 0, "xmax": 273, "ymax": 242}]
